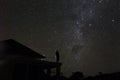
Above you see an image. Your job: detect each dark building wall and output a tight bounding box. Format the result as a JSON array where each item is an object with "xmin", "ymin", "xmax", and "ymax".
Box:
[{"xmin": 0, "ymin": 60, "xmax": 15, "ymax": 80}]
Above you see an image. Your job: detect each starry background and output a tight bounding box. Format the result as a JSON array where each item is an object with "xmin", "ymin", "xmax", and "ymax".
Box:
[{"xmin": 2, "ymin": 0, "xmax": 120, "ymax": 76}]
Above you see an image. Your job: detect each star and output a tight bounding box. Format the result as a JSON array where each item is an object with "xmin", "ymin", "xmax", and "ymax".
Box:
[
  {"xmin": 76, "ymin": 21, "xmax": 80, "ymax": 25},
  {"xmin": 112, "ymin": 19, "xmax": 115, "ymax": 22},
  {"xmin": 99, "ymin": 0, "xmax": 103, "ymax": 3},
  {"xmin": 89, "ymin": 23, "xmax": 92, "ymax": 27}
]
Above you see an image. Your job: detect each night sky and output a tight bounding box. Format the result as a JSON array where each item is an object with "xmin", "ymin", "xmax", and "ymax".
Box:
[{"xmin": 4, "ymin": 0, "xmax": 120, "ymax": 76}]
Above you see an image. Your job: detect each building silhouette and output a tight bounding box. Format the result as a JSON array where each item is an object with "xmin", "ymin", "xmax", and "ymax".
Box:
[{"xmin": 0, "ymin": 39, "xmax": 62, "ymax": 80}]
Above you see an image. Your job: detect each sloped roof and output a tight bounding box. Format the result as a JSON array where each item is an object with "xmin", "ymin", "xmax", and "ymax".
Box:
[{"xmin": 0, "ymin": 39, "xmax": 45, "ymax": 59}]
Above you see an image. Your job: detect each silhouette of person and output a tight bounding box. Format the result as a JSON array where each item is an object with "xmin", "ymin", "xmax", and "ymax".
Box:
[{"xmin": 55, "ymin": 50, "xmax": 60, "ymax": 62}]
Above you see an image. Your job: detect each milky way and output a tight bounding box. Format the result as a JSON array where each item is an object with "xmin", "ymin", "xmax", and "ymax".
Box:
[{"xmin": 8, "ymin": 0, "xmax": 120, "ymax": 75}]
